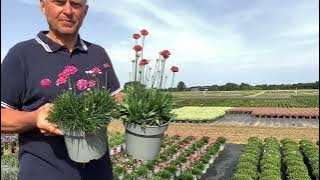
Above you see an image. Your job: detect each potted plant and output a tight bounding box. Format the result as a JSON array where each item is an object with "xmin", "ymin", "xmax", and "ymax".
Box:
[
  {"xmin": 41, "ymin": 64, "xmax": 117, "ymax": 163},
  {"xmin": 119, "ymin": 29, "xmax": 177, "ymax": 160}
]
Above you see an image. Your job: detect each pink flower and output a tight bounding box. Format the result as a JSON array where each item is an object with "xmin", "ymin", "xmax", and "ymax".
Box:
[
  {"xmin": 133, "ymin": 33, "xmax": 141, "ymax": 39},
  {"xmin": 40, "ymin": 79, "xmax": 52, "ymax": 88},
  {"xmin": 170, "ymin": 66, "xmax": 179, "ymax": 72},
  {"xmin": 56, "ymin": 78, "xmax": 67, "ymax": 86},
  {"xmin": 103, "ymin": 63, "xmax": 111, "ymax": 68},
  {"xmin": 140, "ymin": 29, "xmax": 149, "ymax": 36},
  {"xmin": 88, "ymin": 80, "xmax": 96, "ymax": 88},
  {"xmin": 139, "ymin": 59, "xmax": 149, "ymax": 66},
  {"xmin": 58, "ymin": 71, "xmax": 69, "ymax": 80},
  {"xmin": 76, "ymin": 79, "xmax": 88, "ymax": 91},
  {"xmin": 159, "ymin": 50, "xmax": 171, "ymax": 59},
  {"xmin": 91, "ymin": 67, "xmax": 102, "ymax": 76},
  {"xmin": 63, "ymin": 65, "xmax": 78, "ymax": 75},
  {"xmin": 133, "ymin": 45, "xmax": 143, "ymax": 52}
]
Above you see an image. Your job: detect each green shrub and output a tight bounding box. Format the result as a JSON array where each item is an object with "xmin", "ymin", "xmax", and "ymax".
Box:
[{"xmin": 231, "ymin": 174, "xmax": 254, "ymax": 180}]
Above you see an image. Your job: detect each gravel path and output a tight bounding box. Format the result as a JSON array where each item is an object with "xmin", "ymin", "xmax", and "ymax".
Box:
[{"xmin": 211, "ymin": 114, "xmax": 319, "ymax": 128}]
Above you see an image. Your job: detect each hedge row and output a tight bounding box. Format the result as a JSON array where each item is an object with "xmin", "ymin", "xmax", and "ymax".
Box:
[
  {"xmin": 232, "ymin": 137, "xmax": 262, "ymax": 180},
  {"xmin": 299, "ymin": 139, "xmax": 319, "ymax": 179},
  {"xmin": 259, "ymin": 137, "xmax": 282, "ymax": 180},
  {"xmin": 281, "ymin": 139, "xmax": 311, "ymax": 180}
]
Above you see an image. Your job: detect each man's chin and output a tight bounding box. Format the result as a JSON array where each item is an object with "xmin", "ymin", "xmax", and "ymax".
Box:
[{"xmin": 57, "ymin": 28, "xmax": 78, "ymax": 35}]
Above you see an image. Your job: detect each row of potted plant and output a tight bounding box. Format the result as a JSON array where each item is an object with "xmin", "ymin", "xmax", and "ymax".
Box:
[
  {"xmin": 112, "ymin": 135, "xmax": 196, "ymax": 179},
  {"xmin": 113, "ymin": 136, "xmax": 226, "ymax": 180},
  {"xmin": 175, "ymin": 137, "xmax": 226, "ymax": 180},
  {"xmin": 160, "ymin": 135, "xmax": 182, "ymax": 152},
  {"xmin": 154, "ymin": 136, "xmax": 211, "ymax": 177},
  {"xmin": 108, "ymin": 132, "xmax": 125, "ymax": 155},
  {"xmin": 259, "ymin": 137, "xmax": 281, "ymax": 180},
  {"xmin": 232, "ymin": 137, "xmax": 263, "ymax": 180},
  {"xmin": 1, "ymin": 154, "xmax": 19, "ymax": 180},
  {"xmin": 299, "ymin": 139, "xmax": 319, "ymax": 179},
  {"xmin": 281, "ymin": 138, "xmax": 310, "ymax": 180}
]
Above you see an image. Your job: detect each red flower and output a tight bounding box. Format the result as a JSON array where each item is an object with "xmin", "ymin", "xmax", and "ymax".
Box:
[
  {"xmin": 159, "ymin": 50, "xmax": 171, "ymax": 59},
  {"xmin": 91, "ymin": 67, "xmax": 102, "ymax": 76},
  {"xmin": 56, "ymin": 78, "xmax": 67, "ymax": 86},
  {"xmin": 76, "ymin": 79, "xmax": 88, "ymax": 91},
  {"xmin": 170, "ymin": 66, "xmax": 179, "ymax": 72},
  {"xmin": 40, "ymin": 79, "xmax": 52, "ymax": 88},
  {"xmin": 140, "ymin": 29, "xmax": 149, "ymax": 36},
  {"xmin": 88, "ymin": 80, "xmax": 96, "ymax": 88},
  {"xmin": 139, "ymin": 59, "xmax": 149, "ymax": 66},
  {"xmin": 133, "ymin": 33, "xmax": 141, "ymax": 39},
  {"xmin": 133, "ymin": 45, "xmax": 143, "ymax": 52},
  {"xmin": 103, "ymin": 63, "xmax": 111, "ymax": 68}
]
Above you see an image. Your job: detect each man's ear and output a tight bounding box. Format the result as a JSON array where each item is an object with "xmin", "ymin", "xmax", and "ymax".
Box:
[
  {"xmin": 39, "ymin": 0, "xmax": 46, "ymax": 15},
  {"xmin": 84, "ymin": 5, "xmax": 89, "ymax": 17}
]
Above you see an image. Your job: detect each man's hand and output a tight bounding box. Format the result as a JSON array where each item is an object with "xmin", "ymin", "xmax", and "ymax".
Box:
[
  {"xmin": 35, "ymin": 103, "xmax": 63, "ymax": 136},
  {"xmin": 114, "ymin": 92, "xmax": 123, "ymax": 104}
]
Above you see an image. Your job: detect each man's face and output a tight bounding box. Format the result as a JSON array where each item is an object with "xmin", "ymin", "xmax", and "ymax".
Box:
[{"xmin": 40, "ymin": 0, "xmax": 88, "ymax": 35}]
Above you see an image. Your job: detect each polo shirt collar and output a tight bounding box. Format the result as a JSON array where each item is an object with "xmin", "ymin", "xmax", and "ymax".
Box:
[{"xmin": 35, "ymin": 31, "xmax": 88, "ymax": 53}]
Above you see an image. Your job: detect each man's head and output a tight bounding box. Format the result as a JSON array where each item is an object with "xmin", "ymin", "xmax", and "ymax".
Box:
[{"xmin": 40, "ymin": 0, "xmax": 88, "ymax": 36}]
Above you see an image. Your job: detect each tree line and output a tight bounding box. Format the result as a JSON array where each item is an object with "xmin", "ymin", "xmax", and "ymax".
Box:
[{"xmin": 170, "ymin": 81, "xmax": 319, "ymax": 91}]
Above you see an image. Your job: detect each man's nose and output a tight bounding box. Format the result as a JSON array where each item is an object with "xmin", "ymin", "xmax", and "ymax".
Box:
[{"xmin": 63, "ymin": 2, "xmax": 73, "ymax": 16}]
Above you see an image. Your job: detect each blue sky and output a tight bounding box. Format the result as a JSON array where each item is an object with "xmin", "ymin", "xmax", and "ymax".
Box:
[{"xmin": 1, "ymin": 0, "xmax": 319, "ymax": 88}]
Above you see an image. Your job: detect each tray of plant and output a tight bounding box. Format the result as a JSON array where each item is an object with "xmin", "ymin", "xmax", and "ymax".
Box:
[{"xmin": 111, "ymin": 134, "xmax": 226, "ymax": 180}]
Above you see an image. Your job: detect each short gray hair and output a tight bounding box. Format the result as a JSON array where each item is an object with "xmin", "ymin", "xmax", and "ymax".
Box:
[{"xmin": 41, "ymin": 0, "xmax": 87, "ymax": 4}]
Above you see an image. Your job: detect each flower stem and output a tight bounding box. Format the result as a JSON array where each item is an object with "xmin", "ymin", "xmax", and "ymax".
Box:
[
  {"xmin": 171, "ymin": 72, "xmax": 175, "ymax": 88},
  {"xmin": 159, "ymin": 59, "xmax": 166, "ymax": 89},
  {"xmin": 105, "ymin": 69, "xmax": 108, "ymax": 89}
]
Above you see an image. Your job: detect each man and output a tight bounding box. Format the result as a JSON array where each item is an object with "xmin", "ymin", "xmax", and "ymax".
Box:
[{"xmin": 1, "ymin": 0, "xmax": 121, "ymax": 179}]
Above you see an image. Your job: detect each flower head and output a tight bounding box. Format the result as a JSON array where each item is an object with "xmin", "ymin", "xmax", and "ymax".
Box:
[
  {"xmin": 170, "ymin": 66, "xmax": 179, "ymax": 72},
  {"xmin": 103, "ymin": 63, "xmax": 111, "ymax": 68},
  {"xmin": 133, "ymin": 45, "xmax": 143, "ymax": 52},
  {"xmin": 63, "ymin": 65, "xmax": 78, "ymax": 75},
  {"xmin": 88, "ymin": 80, "xmax": 96, "ymax": 88},
  {"xmin": 90, "ymin": 67, "xmax": 102, "ymax": 76},
  {"xmin": 133, "ymin": 33, "xmax": 141, "ymax": 40},
  {"xmin": 140, "ymin": 29, "xmax": 149, "ymax": 36},
  {"xmin": 76, "ymin": 79, "xmax": 88, "ymax": 91},
  {"xmin": 58, "ymin": 71, "xmax": 69, "ymax": 80},
  {"xmin": 159, "ymin": 50, "xmax": 171, "ymax": 59},
  {"xmin": 56, "ymin": 78, "xmax": 67, "ymax": 86},
  {"xmin": 139, "ymin": 59, "xmax": 149, "ymax": 66},
  {"xmin": 40, "ymin": 79, "xmax": 52, "ymax": 88}
]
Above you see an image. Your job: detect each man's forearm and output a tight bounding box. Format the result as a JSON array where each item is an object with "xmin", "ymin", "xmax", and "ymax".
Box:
[{"xmin": 1, "ymin": 108, "xmax": 37, "ymax": 134}]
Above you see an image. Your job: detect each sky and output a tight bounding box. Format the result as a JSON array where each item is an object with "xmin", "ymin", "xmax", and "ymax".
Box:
[{"xmin": 1, "ymin": 0, "xmax": 319, "ymax": 88}]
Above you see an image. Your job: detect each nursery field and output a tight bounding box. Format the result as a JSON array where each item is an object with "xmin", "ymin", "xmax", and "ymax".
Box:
[
  {"xmin": 2, "ymin": 133, "xmax": 318, "ymax": 180},
  {"xmin": 172, "ymin": 89, "xmax": 319, "ymax": 108}
]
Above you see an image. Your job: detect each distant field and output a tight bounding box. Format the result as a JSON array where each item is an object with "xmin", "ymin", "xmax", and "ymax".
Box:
[{"xmin": 171, "ymin": 89, "xmax": 319, "ymax": 108}]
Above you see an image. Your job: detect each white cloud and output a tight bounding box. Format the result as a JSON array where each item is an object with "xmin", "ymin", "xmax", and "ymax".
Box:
[{"xmin": 10, "ymin": 0, "xmax": 319, "ymax": 86}]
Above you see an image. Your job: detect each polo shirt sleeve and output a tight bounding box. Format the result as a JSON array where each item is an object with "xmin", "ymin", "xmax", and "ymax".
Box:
[
  {"xmin": 1, "ymin": 46, "xmax": 26, "ymax": 110},
  {"xmin": 102, "ymin": 49, "xmax": 121, "ymax": 96}
]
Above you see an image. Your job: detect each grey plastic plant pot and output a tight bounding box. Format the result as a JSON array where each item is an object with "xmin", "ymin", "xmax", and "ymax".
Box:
[
  {"xmin": 64, "ymin": 127, "xmax": 107, "ymax": 163},
  {"xmin": 124, "ymin": 122, "xmax": 169, "ymax": 160}
]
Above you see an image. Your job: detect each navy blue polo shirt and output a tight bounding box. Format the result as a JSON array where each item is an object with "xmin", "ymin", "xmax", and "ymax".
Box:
[{"xmin": 1, "ymin": 31, "xmax": 121, "ymax": 180}]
